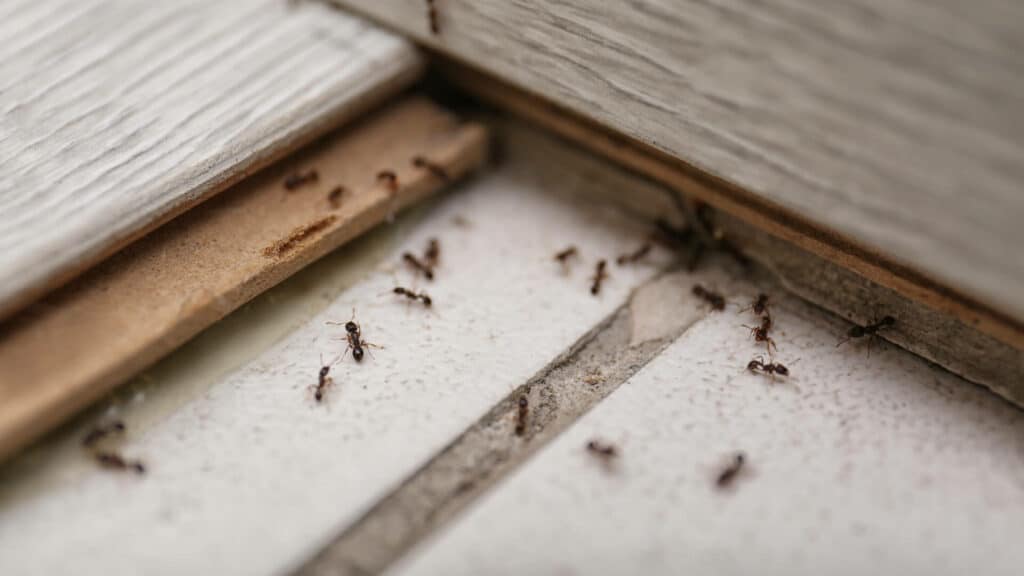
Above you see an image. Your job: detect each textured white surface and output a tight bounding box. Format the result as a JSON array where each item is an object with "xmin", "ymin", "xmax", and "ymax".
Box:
[
  {"xmin": 0, "ymin": 0, "xmax": 421, "ymax": 317},
  {"xmin": 394, "ymin": 299, "xmax": 1024, "ymax": 576},
  {"xmin": 0, "ymin": 127, "xmax": 668, "ymax": 576}
]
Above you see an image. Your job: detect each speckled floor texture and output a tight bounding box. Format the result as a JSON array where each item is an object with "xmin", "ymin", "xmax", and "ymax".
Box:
[{"xmin": 2, "ymin": 123, "xmax": 1022, "ymax": 576}]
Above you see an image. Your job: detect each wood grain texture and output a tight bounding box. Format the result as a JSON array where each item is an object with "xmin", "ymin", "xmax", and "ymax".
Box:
[
  {"xmin": 0, "ymin": 96, "xmax": 489, "ymax": 463},
  {"xmin": 0, "ymin": 0, "xmax": 423, "ymax": 320},
  {"xmin": 332, "ymin": 0, "xmax": 1024, "ymax": 323}
]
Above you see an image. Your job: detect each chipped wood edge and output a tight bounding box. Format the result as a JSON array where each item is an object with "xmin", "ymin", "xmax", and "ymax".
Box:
[
  {"xmin": 432, "ymin": 63, "xmax": 1024, "ymax": 408},
  {"xmin": 0, "ymin": 96, "xmax": 489, "ymax": 463}
]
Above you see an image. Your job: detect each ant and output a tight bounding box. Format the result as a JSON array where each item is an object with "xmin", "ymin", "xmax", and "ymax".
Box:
[
  {"xmin": 423, "ymin": 237, "xmax": 440, "ymax": 269},
  {"xmin": 586, "ymin": 440, "xmax": 618, "ymax": 460},
  {"xmin": 554, "ymin": 245, "xmax": 578, "ymax": 272},
  {"xmin": 616, "ymin": 241, "xmax": 653, "ymax": 265},
  {"xmin": 328, "ymin": 310, "xmax": 381, "ymax": 362},
  {"xmin": 82, "ymin": 420, "xmax": 126, "ymax": 447},
  {"xmin": 715, "ymin": 452, "xmax": 746, "ymax": 489},
  {"xmin": 692, "ymin": 284, "xmax": 725, "ymax": 311},
  {"xmin": 377, "ymin": 170, "xmax": 399, "ymax": 194},
  {"xmin": 313, "ymin": 354, "xmax": 340, "ymax": 403},
  {"xmin": 836, "ymin": 315, "xmax": 896, "ymax": 348},
  {"xmin": 327, "ymin": 186, "xmax": 346, "ymax": 208},
  {"xmin": 514, "ymin": 395, "xmax": 529, "ymax": 436},
  {"xmin": 284, "ymin": 169, "xmax": 319, "ymax": 191},
  {"xmin": 590, "ymin": 259, "xmax": 608, "ymax": 295},
  {"xmin": 424, "ymin": 0, "xmax": 440, "ymax": 35},
  {"xmin": 94, "ymin": 451, "xmax": 146, "ymax": 475},
  {"xmin": 742, "ymin": 293, "xmax": 770, "ymax": 317},
  {"xmin": 412, "ymin": 155, "xmax": 449, "ymax": 182},
  {"xmin": 747, "ymin": 355, "xmax": 790, "ymax": 381},
  {"xmin": 743, "ymin": 315, "xmax": 777, "ymax": 354},
  {"xmin": 392, "ymin": 286, "xmax": 432, "ymax": 307},
  {"xmin": 403, "ymin": 253, "xmax": 434, "ymax": 280}
]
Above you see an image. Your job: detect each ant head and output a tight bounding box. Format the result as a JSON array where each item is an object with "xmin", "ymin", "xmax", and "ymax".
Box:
[
  {"xmin": 319, "ymin": 366, "xmax": 330, "ymax": 377},
  {"xmin": 421, "ymin": 296, "xmax": 432, "ymax": 307},
  {"xmin": 881, "ymin": 315, "xmax": 896, "ymax": 326},
  {"xmin": 747, "ymin": 359, "xmax": 762, "ymax": 370},
  {"xmin": 848, "ymin": 325, "xmax": 866, "ymax": 338}
]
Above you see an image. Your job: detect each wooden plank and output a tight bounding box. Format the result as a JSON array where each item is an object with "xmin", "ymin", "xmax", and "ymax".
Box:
[
  {"xmin": 0, "ymin": 96, "xmax": 488, "ymax": 463},
  {"xmin": 332, "ymin": 0, "xmax": 1024, "ymax": 324},
  {"xmin": 0, "ymin": 0, "xmax": 422, "ymax": 319},
  {"xmin": 436, "ymin": 66, "xmax": 1024, "ymax": 407}
]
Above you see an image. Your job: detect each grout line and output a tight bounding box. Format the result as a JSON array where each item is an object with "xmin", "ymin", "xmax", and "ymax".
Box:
[{"xmin": 294, "ymin": 270, "xmax": 707, "ymax": 576}]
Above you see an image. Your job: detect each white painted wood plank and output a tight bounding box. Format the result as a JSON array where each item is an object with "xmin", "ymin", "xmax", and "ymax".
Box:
[
  {"xmin": 393, "ymin": 294, "xmax": 1024, "ymax": 576},
  {"xmin": 0, "ymin": 0, "xmax": 422, "ymax": 318},
  {"xmin": 0, "ymin": 125, "xmax": 670, "ymax": 576},
  {"xmin": 334, "ymin": 0, "xmax": 1024, "ymax": 323}
]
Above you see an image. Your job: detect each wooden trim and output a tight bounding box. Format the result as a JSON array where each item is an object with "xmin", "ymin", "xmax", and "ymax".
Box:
[{"xmin": 0, "ymin": 97, "xmax": 489, "ymax": 462}]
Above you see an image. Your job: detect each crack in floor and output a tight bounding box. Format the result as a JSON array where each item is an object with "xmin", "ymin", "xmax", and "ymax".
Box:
[{"xmin": 294, "ymin": 270, "xmax": 708, "ymax": 576}]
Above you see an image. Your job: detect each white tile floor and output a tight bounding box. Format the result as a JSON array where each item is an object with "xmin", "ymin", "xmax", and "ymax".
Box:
[
  {"xmin": 2, "ymin": 125, "xmax": 1022, "ymax": 576},
  {"xmin": 392, "ymin": 297, "xmax": 1024, "ymax": 576}
]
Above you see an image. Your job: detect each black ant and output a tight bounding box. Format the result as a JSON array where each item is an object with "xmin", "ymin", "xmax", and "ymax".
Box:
[
  {"xmin": 313, "ymin": 354, "xmax": 339, "ymax": 403},
  {"xmin": 586, "ymin": 440, "xmax": 618, "ymax": 460},
  {"xmin": 94, "ymin": 451, "xmax": 146, "ymax": 475},
  {"xmin": 423, "ymin": 237, "xmax": 440, "ymax": 269},
  {"xmin": 327, "ymin": 186, "xmax": 346, "ymax": 208},
  {"xmin": 743, "ymin": 315, "xmax": 777, "ymax": 354},
  {"xmin": 82, "ymin": 420, "xmax": 126, "ymax": 448},
  {"xmin": 836, "ymin": 315, "xmax": 896, "ymax": 348},
  {"xmin": 590, "ymin": 259, "xmax": 608, "ymax": 295},
  {"xmin": 424, "ymin": 0, "xmax": 440, "ymax": 35},
  {"xmin": 554, "ymin": 245, "xmax": 578, "ymax": 272},
  {"xmin": 328, "ymin": 310, "xmax": 381, "ymax": 362},
  {"xmin": 715, "ymin": 452, "xmax": 746, "ymax": 489},
  {"xmin": 284, "ymin": 169, "xmax": 319, "ymax": 191},
  {"xmin": 616, "ymin": 241, "xmax": 652, "ymax": 265},
  {"xmin": 747, "ymin": 355, "xmax": 790, "ymax": 380},
  {"xmin": 377, "ymin": 170, "xmax": 399, "ymax": 194},
  {"xmin": 412, "ymin": 155, "xmax": 449, "ymax": 182},
  {"xmin": 692, "ymin": 284, "xmax": 725, "ymax": 311},
  {"xmin": 514, "ymin": 395, "xmax": 529, "ymax": 436},
  {"xmin": 403, "ymin": 253, "xmax": 434, "ymax": 280},
  {"xmin": 392, "ymin": 286, "xmax": 432, "ymax": 307}
]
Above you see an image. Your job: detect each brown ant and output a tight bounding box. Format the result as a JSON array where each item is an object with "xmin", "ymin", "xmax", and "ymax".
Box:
[
  {"xmin": 377, "ymin": 170, "xmax": 399, "ymax": 194},
  {"xmin": 836, "ymin": 315, "xmax": 896, "ymax": 348},
  {"xmin": 82, "ymin": 420, "xmax": 126, "ymax": 447},
  {"xmin": 747, "ymin": 355, "xmax": 790, "ymax": 381},
  {"xmin": 424, "ymin": 0, "xmax": 440, "ymax": 35},
  {"xmin": 586, "ymin": 440, "xmax": 618, "ymax": 460},
  {"xmin": 328, "ymin": 310, "xmax": 381, "ymax": 362},
  {"xmin": 403, "ymin": 253, "xmax": 434, "ymax": 280},
  {"xmin": 412, "ymin": 155, "xmax": 449, "ymax": 182},
  {"xmin": 327, "ymin": 186, "xmax": 346, "ymax": 208},
  {"xmin": 715, "ymin": 452, "xmax": 746, "ymax": 489},
  {"xmin": 590, "ymin": 259, "xmax": 608, "ymax": 295},
  {"xmin": 514, "ymin": 395, "xmax": 529, "ymax": 436},
  {"xmin": 743, "ymin": 315, "xmax": 777, "ymax": 354},
  {"xmin": 94, "ymin": 451, "xmax": 146, "ymax": 475},
  {"xmin": 284, "ymin": 169, "xmax": 319, "ymax": 191},
  {"xmin": 692, "ymin": 284, "xmax": 725, "ymax": 311},
  {"xmin": 742, "ymin": 293, "xmax": 770, "ymax": 317},
  {"xmin": 554, "ymin": 245, "xmax": 578, "ymax": 272},
  {"xmin": 616, "ymin": 241, "xmax": 653, "ymax": 265},
  {"xmin": 392, "ymin": 286, "xmax": 432, "ymax": 307}
]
